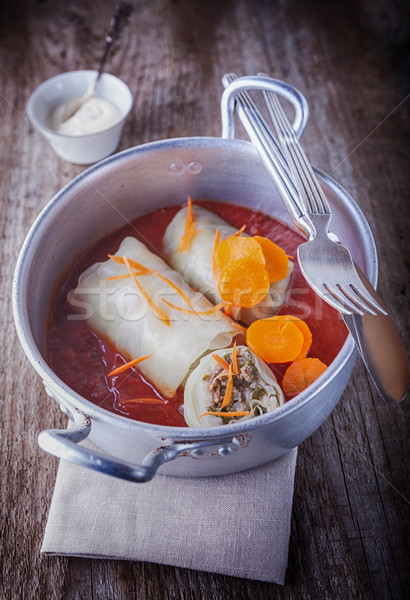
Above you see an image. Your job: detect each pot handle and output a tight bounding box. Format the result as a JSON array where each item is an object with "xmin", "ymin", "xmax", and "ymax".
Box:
[
  {"xmin": 220, "ymin": 73, "xmax": 309, "ymax": 141},
  {"xmin": 38, "ymin": 406, "xmax": 240, "ymax": 483}
]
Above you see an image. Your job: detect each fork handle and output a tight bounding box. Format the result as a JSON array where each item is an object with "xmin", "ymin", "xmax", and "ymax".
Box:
[{"xmin": 343, "ymin": 268, "xmax": 409, "ymax": 403}]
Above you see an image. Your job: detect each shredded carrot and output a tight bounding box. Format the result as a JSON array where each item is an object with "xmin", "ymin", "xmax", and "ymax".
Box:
[
  {"xmin": 232, "ymin": 342, "xmax": 238, "ymax": 375},
  {"xmin": 246, "ymin": 315, "xmax": 304, "ymax": 363},
  {"xmin": 123, "ymin": 256, "xmax": 170, "ymax": 327},
  {"xmin": 154, "ymin": 272, "xmax": 194, "ymax": 308},
  {"xmin": 253, "ymin": 236, "xmax": 289, "ymax": 282},
  {"xmin": 218, "ymin": 259, "xmax": 270, "ymax": 308},
  {"xmin": 232, "ymin": 321, "xmax": 247, "ymax": 331},
  {"xmin": 199, "ymin": 410, "xmax": 251, "ymax": 418},
  {"xmin": 106, "ymin": 274, "xmax": 132, "ymax": 281},
  {"xmin": 106, "ymin": 272, "xmax": 152, "ymax": 281},
  {"xmin": 229, "ymin": 224, "xmax": 246, "ymax": 237},
  {"xmin": 108, "ymin": 256, "xmax": 194, "ymax": 308},
  {"xmin": 108, "ymin": 254, "xmax": 152, "ymax": 274},
  {"xmin": 212, "ymin": 354, "xmax": 230, "ymax": 371},
  {"xmin": 178, "ymin": 196, "xmax": 200, "ymax": 252},
  {"xmin": 220, "ymin": 365, "xmax": 233, "ymax": 409},
  {"xmin": 121, "ymin": 398, "xmax": 164, "ymax": 405},
  {"xmin": 282, "ymin": 358, "xmax": 327, "ymax": 397},
  {"xmin": 162, "ymin": 298, "xmax": 227, "ymax": 316},
  {"xmin": 107, "ymin": 353, "xmax": 152, "ymax": 377},
  {"xmin": 212, "ymin": 228, "xmax": 221, "ymax": 278},
  {"xmin": 223, "ymin": 302, "xmax": 232, "ymax": 317}
]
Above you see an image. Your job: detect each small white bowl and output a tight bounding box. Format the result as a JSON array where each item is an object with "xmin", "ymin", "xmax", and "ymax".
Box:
[{"xmin": 26, "ymin": 70, "xmax": 133, "ymax": 165}]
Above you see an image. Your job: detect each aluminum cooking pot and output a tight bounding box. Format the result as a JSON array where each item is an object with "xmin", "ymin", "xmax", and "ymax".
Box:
[{"xmin": 13, "ymin": 78, "xmax": 378, "ymax": 482}]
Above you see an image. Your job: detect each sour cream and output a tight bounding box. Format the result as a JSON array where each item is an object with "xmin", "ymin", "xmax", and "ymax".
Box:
[{"xmin": 55, "ymin": 97, "xmax": 121, "ymax": 136}]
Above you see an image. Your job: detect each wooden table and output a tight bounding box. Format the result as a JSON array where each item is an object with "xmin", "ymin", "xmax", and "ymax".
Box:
[{"xmin": 1, "ymin": 1, "xmax": 409, "ymax": 598}]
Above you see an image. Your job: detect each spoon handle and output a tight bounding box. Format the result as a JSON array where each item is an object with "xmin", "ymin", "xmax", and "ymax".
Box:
[{"xmin": 95, "ymin": 2, "xmax": 132, "ymax": 85}]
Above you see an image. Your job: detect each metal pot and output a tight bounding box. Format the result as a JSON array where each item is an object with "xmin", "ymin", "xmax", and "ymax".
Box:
[{"xmin": 13, "ymin": 79, "xmax": 378, "ymax": 482}]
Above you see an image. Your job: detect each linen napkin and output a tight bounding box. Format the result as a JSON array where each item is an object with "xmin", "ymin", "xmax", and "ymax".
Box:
[{"xmin": 41, "ymin": 445, "xmax": 298, "ymax": 584}]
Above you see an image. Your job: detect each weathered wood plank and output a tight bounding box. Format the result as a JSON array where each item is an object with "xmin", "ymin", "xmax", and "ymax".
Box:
[{"xmin": 1, "ymin": 1, "xmax": 408, "ymax": 599}]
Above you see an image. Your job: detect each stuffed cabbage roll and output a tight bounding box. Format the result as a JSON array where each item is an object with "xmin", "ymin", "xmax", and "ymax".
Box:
[
  {"xmin": 184, "ymin": 345, "xmax": 284, "ymax": 427},
  {"xmin": 69, "ymin": 236, "xmax": 239, "ymax": 397},
  {"xmin": 163, "ymin": 204, "xmax": 293, "ymax": 324}
]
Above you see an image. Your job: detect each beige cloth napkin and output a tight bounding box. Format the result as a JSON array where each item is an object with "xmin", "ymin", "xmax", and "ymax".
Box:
[{"xmin": 41, "ymin": 446, "xmax": 298, "ymax": 584}]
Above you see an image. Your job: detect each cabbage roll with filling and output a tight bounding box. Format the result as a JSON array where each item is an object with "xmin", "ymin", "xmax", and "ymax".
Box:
[
  {"xmin": 68, "ymin": 236, "xmax": 240, "ymax": 398},
  {"xmin": 184, "ymin": 345, "xmax": 284, "ymax": 427},
  {"xmin": 163, "ymin": 204, "xmax": 293, "ymax": 324}
]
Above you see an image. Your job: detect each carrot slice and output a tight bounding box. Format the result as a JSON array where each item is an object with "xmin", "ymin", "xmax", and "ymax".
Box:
[
  {"xmin": 232, "ymin": 342, "xmax": 238, "ymax": 375},
  {"xmin": 214, "ymin": 235, "xmax": 265, "ymax": 273},
  {"xmin": 212, "ymin": 354, "xmax": 230, "ymax": 371},
  {"xmin": 123, "ymin": 257, "xmax": 170, "ymax": 327},
  {"xmin": 162, "ymin": 298, "xmax": 227, "ymax": 316},
  {"xmin": 220, "ymin": 365, "xmax": 233, "ymax": 409},
  {"xmin": 246, "ymin": 316, "xmax": 304, "ymax": 363},
  {"xmin": 282, "ymin": 358, "xmax": 327, "ymax": 397},
  {"xmin": 121, "ymin": 398, "xmax": 164, "ymax": 405},
  {"xmin": 199, "ymin": 410, "xmax": 251, "ymax": 418},
  {"xmin": 107, "ymin": 353, "xmax": 152, "ymax": 377},
  {"xmin": 178, "ymin": 196, "xmax": 200, "ymax": 252},
  {"xmin": 291, "ymin": 318, "xmax": 313, "ymax": 359},
  {"xmin": 259, "ymin": 315, "xmax": 312, "ymax": 360},
  {"xmin": 218, "ymin": 259, "xmax": 270, "ymax": 308},
  {"xmin": 253, "ymin": 236, "xmax": 289, "ymax": 282}
]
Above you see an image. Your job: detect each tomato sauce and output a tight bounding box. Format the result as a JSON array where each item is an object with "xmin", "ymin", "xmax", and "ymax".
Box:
[{"xmin": 47, "ymin": 201, "xmax": 348, "ymax": 426}]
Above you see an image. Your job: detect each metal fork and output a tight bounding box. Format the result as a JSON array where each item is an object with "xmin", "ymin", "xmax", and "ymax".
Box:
[
  {"xmin": 220, "ymin": 74, "xmax": 409, "ymax": 403},
  {"xmin": 222, "ymin": 72, "xmax": 385, "ymax": 315},
  {"xmin": 262, "ymin": 91, "xmax": 386, "ymax": 316}
]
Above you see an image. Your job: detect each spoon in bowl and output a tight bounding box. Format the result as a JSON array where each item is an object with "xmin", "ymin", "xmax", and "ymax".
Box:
[{"xmin": 54, "ymin": 2, "xmax": 132, "ymax": 125}]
